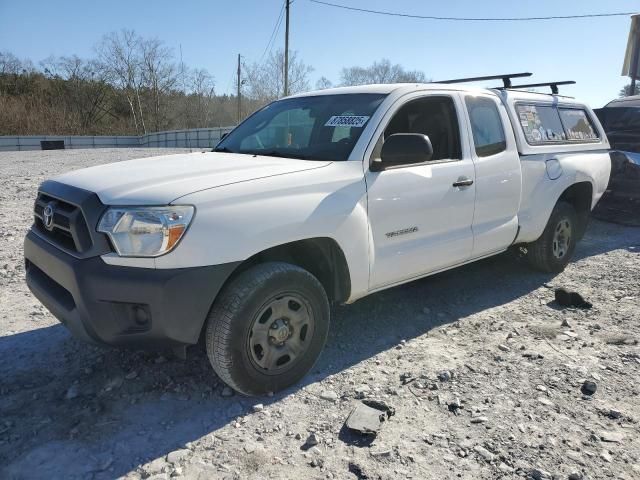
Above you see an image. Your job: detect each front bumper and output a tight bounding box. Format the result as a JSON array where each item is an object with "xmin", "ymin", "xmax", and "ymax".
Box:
[{"xmin": 24, "ymin": 230, "xmax": 239, "ymax": 349}]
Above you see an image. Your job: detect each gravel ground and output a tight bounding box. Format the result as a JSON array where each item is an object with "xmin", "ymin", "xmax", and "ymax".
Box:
[{"xmin": 0, "ymin": 149, "xmax": 639, "ymax": 480}]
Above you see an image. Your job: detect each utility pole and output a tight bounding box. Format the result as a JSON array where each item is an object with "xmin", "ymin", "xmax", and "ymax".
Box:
[
  {"xmin": 284, "ymin": 0, "xmax": 290, "ymax": 97},
  {"xmin": 236, "ymin": 53, "xmax": 241, "ymax": 123}
]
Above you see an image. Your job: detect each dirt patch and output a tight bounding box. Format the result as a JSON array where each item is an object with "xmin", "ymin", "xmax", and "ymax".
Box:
[{"xmin": 0, "ymin": 149, "xmax": 639, "ymax": 479}]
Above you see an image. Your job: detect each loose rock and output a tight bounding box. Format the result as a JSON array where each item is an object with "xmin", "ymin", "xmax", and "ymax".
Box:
[
  {"xmin": 473, "ymin": 445, "xmax": 494, "ymax": 462},
  {"xmin": 319, "ymin": 390, "xmax": 339, "ymax": 402},
  {"xmin": 581, "ymin": 380, "xmax": 597, "ymax": 396}
]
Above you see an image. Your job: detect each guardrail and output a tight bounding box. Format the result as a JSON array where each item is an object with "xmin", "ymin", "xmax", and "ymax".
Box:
[{"xmin": 0, "ymin": 127, "xmax": 235, "ymax": 152}]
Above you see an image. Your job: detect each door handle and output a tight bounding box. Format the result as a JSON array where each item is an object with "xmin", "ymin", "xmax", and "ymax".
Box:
[{"xmin": 452, "ymin": 177, "xmax": 474, "ymax": 188}]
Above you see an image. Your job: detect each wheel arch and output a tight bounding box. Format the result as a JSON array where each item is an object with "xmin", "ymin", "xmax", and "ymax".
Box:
[
  {"xmin": 516, "ymin": 177, "xmax": 595, "ymax": 244},
  {"xmin": 556, "ymin": 181, "xmax": 593, "ymax": 240},
  {"xmin": 195, "ymin": 237, "xmax": 351, "ymax": 346},
  {"xmin": 231, "ymin": 237, "xmax": 352, "ymax": 304}
]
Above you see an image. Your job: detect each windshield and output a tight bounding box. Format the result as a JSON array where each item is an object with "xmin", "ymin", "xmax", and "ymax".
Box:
[{"xmin": 215, "ymin": 93, "xmax": 387, "ymax": 161}]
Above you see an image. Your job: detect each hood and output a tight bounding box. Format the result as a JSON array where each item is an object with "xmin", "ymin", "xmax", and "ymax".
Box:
[{"xmin": 53, "ymin": 152, "xmax": 331, "ymax": 205}]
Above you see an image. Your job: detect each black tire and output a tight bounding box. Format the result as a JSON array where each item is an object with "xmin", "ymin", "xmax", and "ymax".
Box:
[
  {"xmin": 527, "ymin": 201, "xmax": 578, "ymax": 273},
  {"xmin": 205, "ymin": 262, "xmax": 330, "ymax": 396}
]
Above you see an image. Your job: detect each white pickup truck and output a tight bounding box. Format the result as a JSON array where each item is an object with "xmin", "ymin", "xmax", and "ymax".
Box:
[{"xmin": 25, "ymin": 74, "xmax": 611, "ymax": 395}]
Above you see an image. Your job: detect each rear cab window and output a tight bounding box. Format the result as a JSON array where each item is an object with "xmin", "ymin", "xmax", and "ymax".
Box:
[
  {"xmin": 516, "ymin": 103, "xmax": 599, "ymax": 145},
  {"xmin": 465, "ymin": 96, "xmax": 507, "ymax": 157},
  {"xmin": 558, "ymin": 108, "xmax": 599, "ymax": 141}
]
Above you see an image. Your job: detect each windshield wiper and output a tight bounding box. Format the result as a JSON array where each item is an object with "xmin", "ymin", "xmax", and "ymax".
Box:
[
  {"xmin": 213, "ymin": 146, "xmax": 235, "ymax": 153},
  {"xmin": 245, "ymin": 150, "xmax": 311, "ymax": 160}
]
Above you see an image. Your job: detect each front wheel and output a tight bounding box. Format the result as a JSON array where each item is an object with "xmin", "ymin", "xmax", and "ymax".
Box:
[
  {"xmin": 527, "ymin": 201, "xmax": 578, "ymax": 273},
  {"xmin": 205, "ymin": 262, "xmax": 330, "ymax": 396}
]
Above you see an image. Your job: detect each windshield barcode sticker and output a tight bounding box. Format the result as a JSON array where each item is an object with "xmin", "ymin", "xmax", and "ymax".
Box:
[{"xmin": 325, "ymin": 115, "xmax": 370, "ymax": 127}]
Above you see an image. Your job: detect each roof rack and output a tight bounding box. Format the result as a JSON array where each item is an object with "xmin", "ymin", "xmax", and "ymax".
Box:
[
  {"xmin": 497, "ymin": 80, "xmax": 576, "ymax": 95},
  {"xmin": 435, "ymin": 72, "xmax": 532, "ymax": 88}
]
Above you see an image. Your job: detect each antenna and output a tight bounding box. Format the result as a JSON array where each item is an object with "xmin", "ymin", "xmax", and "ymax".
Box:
[
  {"xmin": 497, "ymin": 80, "xmax": 576, "ymax": 95},
  {"xmin": 435, "ymin": 72, "xmax": 533, "ymax": 88}
]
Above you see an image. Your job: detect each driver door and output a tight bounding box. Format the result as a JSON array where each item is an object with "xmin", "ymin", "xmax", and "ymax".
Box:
[{"xmin": 365, "ymin": 93, "xmax": 476, "ymax": 290}]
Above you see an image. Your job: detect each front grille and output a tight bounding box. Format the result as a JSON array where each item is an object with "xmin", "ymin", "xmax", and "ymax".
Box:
[{"xmin": 33, "ymin": 192, "xmax": 93, "ymax": 253}]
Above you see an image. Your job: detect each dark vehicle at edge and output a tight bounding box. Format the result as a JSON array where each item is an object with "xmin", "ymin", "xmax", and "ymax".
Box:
[{"xmin": 593, "ymin": 96, "xmax": 640, "ymax": 225}]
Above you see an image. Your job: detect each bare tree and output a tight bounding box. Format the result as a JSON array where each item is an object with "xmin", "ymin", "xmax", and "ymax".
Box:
[
  {"xmin": 186, "ymin": 68, "xmax": 216, "ymax": 127},
  {"xmin": 244, "ymin": 49, "xmax": 313, "ymax": 103},
  {"xmin": 96, "ymin": 30, "xmax": 146, "ymax": 134},
  {"xmin": 340, "ymin": 59, "xmax": 428, "ymax": 86},
  {"xmin": 0, "ymin": 51, "xmax": 33, "ymax": 75},
  {"xmin": 619, "ymin": 83, "xmax": 640, "ymax": 97},
  {"xmin": 315, "ymin": 76, "xmax": 333, "ymax": 90},
  {"xmin": 140, "ymin": 38, "xmax": 178, "ymax": 132}
]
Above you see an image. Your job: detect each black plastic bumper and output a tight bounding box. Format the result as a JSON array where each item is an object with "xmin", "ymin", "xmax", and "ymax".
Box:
[{"xmin": 24, "ymin": 230, "xmax": 240, "ymax": 349}]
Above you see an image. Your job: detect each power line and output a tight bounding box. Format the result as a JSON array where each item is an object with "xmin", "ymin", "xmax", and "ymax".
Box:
[
  {"xmin": 260, "ymin": 1, "xmax": 286, "ymax": 63},
  {"xmin": 309, "ymin": 0, "xmax": 637, "ymax": 22}
]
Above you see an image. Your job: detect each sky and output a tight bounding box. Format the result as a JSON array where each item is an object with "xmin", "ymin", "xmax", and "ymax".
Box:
[{"xmin": 0, "ymin": 0, "xmax": 637, "ymax": 107}]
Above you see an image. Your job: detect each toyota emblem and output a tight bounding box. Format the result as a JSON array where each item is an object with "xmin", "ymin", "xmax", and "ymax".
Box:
[{"xmin": 43, "ymin": 204, "xmax": 55, "ymax": 230}]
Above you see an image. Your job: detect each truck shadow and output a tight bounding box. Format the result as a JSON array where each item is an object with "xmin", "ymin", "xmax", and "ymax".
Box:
[{"xmin": 0, "ymin": 219, "xmax": 636, "ymax": 479}]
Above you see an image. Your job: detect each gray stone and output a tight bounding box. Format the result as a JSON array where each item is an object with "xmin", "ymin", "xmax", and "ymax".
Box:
[
  {"xmin": 305, "ymin": 433, "xmax": 320, "ymax": 447},
  {"xmin": 471, "ymin": 416, "xmax": 488, "ymax": 424},
  {"xmin": 252, "ymin": 403, "xmax": 264, "ymax": 412},
  {"xmin": 370, "ymin": 447, "xmax": 392, "ymax": 458},
  {"xmin": 607, "ymin": 409, "xmax": 622, "ymax": 419},
  {"xmin": 581, "ymin": 380, "xmax": 597, "ymax": 396},
  {"xmin": 600, "ymin": 450, "xmax": 613, "ymax": 462},
  {"xmin": 243, "ymin": 444, "xmax": 256, "ymax": 454},
  {"xmin": 473, "ymin": 445, "xmax": 494, "ymax": 462},
  {"xmin": 437, "ymin": 370, "xmax": 452, "ymax": 382},
  {"xmin": 166, "ymin": 448, "xmax": 190, "ymax": 464},
  {"xmin": 530, "ymin": 468, "xmax": 553, "ymax": 480},
  {"xmin": 600, "ymin": 431, "xmax": 624, "ymax": 443},
  {"xmin": 221, "ymin": 386, "xmax": 234, "ymax": 397},
  {"xmin": 319, "ymin": 390, "xmax": 338, "ymax": 401},
  {"xmin": 538, "ymin": 397, "xmax": 554, "ymax": 407},
  {"xmin": 144, "ymin": 457, "xmax": 167, "ymax": 475},
  {"xmin": 498, "ymin": 344, "xmax": 510, "ymax": 352},
  {"xmin": 354, "ymin": 385, "xmax": 371, "ymax": 398}
]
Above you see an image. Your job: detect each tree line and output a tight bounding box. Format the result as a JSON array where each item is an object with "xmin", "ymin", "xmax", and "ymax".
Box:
[{"xmin": 0, "ymin": 30, "xmax": 430, "ymax": 136}]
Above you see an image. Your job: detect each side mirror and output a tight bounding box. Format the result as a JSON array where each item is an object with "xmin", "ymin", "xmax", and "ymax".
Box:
[{"xmin": 371, "ymin": 133, "xmax": 434, "ymax": 172}]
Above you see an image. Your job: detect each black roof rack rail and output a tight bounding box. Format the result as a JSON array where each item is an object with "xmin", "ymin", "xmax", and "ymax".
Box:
[
  {"xmin": 435, "ymin": 72, "xmax": 532, "ymax": 88},
  {"xmin": 498, "ymin": 80, "xmax": 576, "ymax": 95}
]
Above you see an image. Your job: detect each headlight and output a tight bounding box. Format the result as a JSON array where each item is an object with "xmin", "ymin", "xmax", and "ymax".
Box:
[{"xmin": 97, "ymin": 206, "xmax": 194, "ymax": 257}]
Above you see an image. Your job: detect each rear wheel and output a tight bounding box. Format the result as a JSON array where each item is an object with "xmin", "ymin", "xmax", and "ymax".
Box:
[
  {"xmin": 527, "ymin": 201, "xmax": 578, "ymax": 273},
  {"xmin": 205, "ymin": 262, "xmax": 330, "ymax": 396}
]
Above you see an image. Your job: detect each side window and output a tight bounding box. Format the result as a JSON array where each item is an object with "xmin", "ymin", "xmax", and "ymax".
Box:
[
  {"xmin": 558, "ymin": 108, "xmax": 599, "ymax": 141},
  {"xmin": 516, "ymin": 104, "xmax": 566, "ymax": 144},
  {"xmin": 382, "ymin": 96, "xmax": 461, "ymax": 161},
  {"xmin": 465, "ymin": 96, "xmax": 507, "ymax": 157}
]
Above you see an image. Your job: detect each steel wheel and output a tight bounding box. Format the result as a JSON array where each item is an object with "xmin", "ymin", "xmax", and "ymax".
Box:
[
  {"xmin": 247, "ymin": 293, "xmax": 315, "ymax": 375},
  {"xmin": 552, "ymin": 218, "xmax": 572, "ymax": 259}
]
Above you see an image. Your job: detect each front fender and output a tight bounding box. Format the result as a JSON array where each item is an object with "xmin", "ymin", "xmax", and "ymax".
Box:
[{"xmin": 155, "ymin": 162, "xmax": 371, "ymax": 301}]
